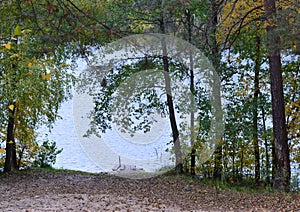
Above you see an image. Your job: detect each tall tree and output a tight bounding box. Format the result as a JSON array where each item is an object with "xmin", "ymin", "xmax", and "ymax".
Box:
[
  {"xmin": 185, "ymin": 8, "xmax": 196, "ymax": 176},
  {"xmin": 0, "ymin": 0, "xmax": 110, "ymax": 172},
  {"xmin": 1, "ymin": 26, "xmax": 75, "ymax": 172},
  {"xmin": 207, "ymin": 0, "xmax": 223, "ymax": 180},
  {"xmin": 81, "ymin": 0, "xmax": 191, "ymax": 173},
  {"xmin": 253, "ymin": 27, "xmax": 262, "ymax": 185},
  {"xmin": 217, "ymin": 0, "xmax": 273, "ymax": 184},
  {"xmin": 160, "ymin": 30, "xmax": 183, "ymax": 174},
  {"xmin": 263, "ymin": 0, "xmax": 291, "ymax": 191}
]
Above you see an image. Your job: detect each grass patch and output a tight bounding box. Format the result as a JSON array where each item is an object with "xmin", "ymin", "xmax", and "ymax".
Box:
[
  {"xmin": 158, "ymin": 171, "xmax": 278, "ymax": 194},
  {"xmin": 0, "ymin": 166, "xmax": 105, "ymax": 177}
]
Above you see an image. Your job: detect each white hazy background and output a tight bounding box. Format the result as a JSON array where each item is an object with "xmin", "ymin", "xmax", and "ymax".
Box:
[{"xmin": 42, "ymin": 59, "xmax": 173, "ymax": 173}]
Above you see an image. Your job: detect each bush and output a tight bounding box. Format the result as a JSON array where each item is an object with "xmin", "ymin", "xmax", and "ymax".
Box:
[
  {"xmin": 33, "ymin": 140, "xmax": 63, "ymax": 168},
  {"xmin": 290, "ymin": 174, "xmax": 300, "ymax": 192}
]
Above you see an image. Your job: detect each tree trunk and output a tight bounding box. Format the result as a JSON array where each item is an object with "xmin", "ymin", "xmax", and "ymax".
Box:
[
  {"xmin": 209, "ymin": 0, "xmax": 223, "ymax": 180},
  {"xmin": 263, "ymin": 0, "xmax": 291, "ymax": 191},
  {"xmin": 160, "ymin": 17, "xmax": 183, "ymax": 173},
  {"xmin": 186, "ymin": 8, "xmax": 196, "ymax": 176},
  {"xmin": 240, "ymin": 142, "xmax": 244, "ymax": 178},
  {"xmin": 162, "ymin": 53, "xmax": 183, "ymax": 173},
  {"xmin": 4, "ymin": 103, "xmax": 18, "ymax": 172},
  {"xmin": 253, "ymin": 34, "xmax": 261, "ymax": 185},
  {"xmin": 261, "ymin": 104, "xmax": 270, "ymax": 185},
  {"xmin": 271, "ymin": 136, "xmax": 276, "ymax": 182}
]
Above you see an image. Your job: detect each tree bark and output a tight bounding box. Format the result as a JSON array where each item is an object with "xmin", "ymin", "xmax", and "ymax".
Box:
[
  {"xmin": 263, "ymin": 0, "xmax": 291, "ymax": 191},
  {"xmin": 160, "ymin": 16, "xmax": 183, "ymax": 173},
  {"xmin": 261, "ymin": 104, "xmax": 271, "ymax": 185},
  {"xmin": 253, "ymin": 34, "xmax": 261, "ymax": 185},
  {"xmin": 209, "ymin": 0, "xmax": 223, "ymax": 180},
  {"xmin": 4, "ymin": 103, "xmax": 18, "ymax": 172},
  {"xmin": 186, "ymin": 8, "xmax": 196, "ymax": 176},
  {"xmin": 162, "ymin": 52, "xmax": 183, "ymax": 173}
]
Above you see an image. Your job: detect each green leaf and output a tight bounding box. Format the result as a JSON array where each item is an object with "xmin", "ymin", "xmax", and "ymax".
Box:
[
  {"xmin": 13, "ymin": 25, "xmax": 21, "ymax": 36},
  {"xmin": 22, "ymin": 29, "xmax": 32, "ymax": 34}
]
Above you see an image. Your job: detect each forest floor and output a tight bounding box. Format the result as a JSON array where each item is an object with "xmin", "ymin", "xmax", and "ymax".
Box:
[{"xmin": 0, "ymin": 169, "xmax": 299, "ymax": 211}]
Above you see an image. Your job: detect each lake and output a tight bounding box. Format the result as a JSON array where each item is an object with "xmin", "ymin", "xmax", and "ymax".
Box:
[{"xmin": 47, "ymin": 92, "xmax": 173, "ymax": 173}]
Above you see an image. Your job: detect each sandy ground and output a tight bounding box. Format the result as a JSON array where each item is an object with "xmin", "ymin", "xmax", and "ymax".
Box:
[{"xmin": 0, "ymin": 169, "xmax": 299, "ymax": 211}]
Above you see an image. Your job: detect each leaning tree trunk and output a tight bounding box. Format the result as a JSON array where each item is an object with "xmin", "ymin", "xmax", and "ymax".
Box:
[
  {"xmin": 162, "ymin": 48, "xmax": 183, "ymax": 173},
  {"xmin": 4, "ymin": 103, "xmax": 18, "ymax": 172},
  {"xmin": 263, "ymin": 0, "xmax": 291, "ymax": 191},
  {"xmin": 160, "ymin": 17, "xmax": 183, "ymax": 173}
]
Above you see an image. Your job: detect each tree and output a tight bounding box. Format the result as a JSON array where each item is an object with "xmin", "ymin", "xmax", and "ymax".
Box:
[
  {"xmin": 0, "ymin": 26, "xmax": 74, "ymax": 172},
  {"xmin": 185, "ymin": 8, "xmax": 197, "ymax": 175},
  {"xmin": 263, "ymin": 0, "xmax": 291, "ymax": 191},
  {"xmin": 284, "ymin": 60, "xmax": 300, "ymax": 165},
  {"xmin": 80, "ymin": 0, "xmax": 188, "ymax": 173},
  {"xmin": 205, "ymin": 0, "xmax": 224, "ymax": 180},
  {"xmin": 0, "ymin": 0, "xmax": 113, "ymax": 172}
]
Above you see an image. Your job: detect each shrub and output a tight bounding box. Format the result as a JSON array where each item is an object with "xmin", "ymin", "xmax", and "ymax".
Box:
[{"xmin": 33, "ymin": 140, "xmax": 63, "ymax": 168}]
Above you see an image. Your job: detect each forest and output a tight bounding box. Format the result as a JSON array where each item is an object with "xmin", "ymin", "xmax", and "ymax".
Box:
[{"xmin": 0, "ymin": 0, "xmax": 299, "ymax": 197}]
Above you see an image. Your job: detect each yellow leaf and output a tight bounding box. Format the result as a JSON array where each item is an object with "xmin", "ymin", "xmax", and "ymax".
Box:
[
  {"xmin": 8, "ymin": 104, "xmax": 14, "ymax": 111},
  {"xmin": 45, "ymin": 74, "xmax": 51, "ymax": 80},
  {"xmin": 5, "ymin": 43, "xmax": 11, "ymax": 50},
  {"xmin": 10, "ymin": 53, "xmax": 19, "ymax": 58},
  {"xmin": 8, "ymin": 140, "xmax": 14, "ymax": 144},
  {"xmin": 0, "ymin": 148, "xmax": 4, "ymax": 154},
  {"xmin": 41, "ymin": 73, "xmax": 51, "ymax": 80},
  {"xmin": 28, "ymin": 62, "xmax": 33, "ymax": 67}
]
